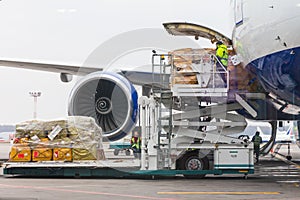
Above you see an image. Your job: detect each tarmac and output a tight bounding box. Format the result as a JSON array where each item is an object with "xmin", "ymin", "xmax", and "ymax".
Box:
[{"xmin": 0, "ymin": 143, "xmax": 299, "ymax": 200}]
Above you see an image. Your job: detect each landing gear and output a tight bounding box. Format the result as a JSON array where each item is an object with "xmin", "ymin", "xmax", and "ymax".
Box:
[
  {"xmin": 286, "ymin": 155, "xmax": 292, "ymax": 161},
  {"xmin": 271, "ymin": 142, "xmax": 293, "ymax": 161},
  {"xmin": 177, "ymin": 151, "xmax": 209, "ymax": 178},
  {"xmin": 260, "ymin": 121, "xmax": 277, "ymax": 155}
]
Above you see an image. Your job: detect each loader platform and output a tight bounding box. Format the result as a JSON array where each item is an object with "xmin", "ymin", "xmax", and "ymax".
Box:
[{"xmin": 3, "ymin": 160, "xmax": 253, "ymax": 178}]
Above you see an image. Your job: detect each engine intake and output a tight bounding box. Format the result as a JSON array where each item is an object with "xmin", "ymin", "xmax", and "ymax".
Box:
[{"xmin": 68, "ymin": 72, "xmax": 138, "ymax": 141}]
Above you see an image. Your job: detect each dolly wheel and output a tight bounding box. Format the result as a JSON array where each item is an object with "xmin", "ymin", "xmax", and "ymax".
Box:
[
  {"xmin": 125, "ymin": 149, "xmax": 131, "ymax": 156},
  {"xmin": 113, "ymin": 149, "xmax": 120, "ymax": 156}
]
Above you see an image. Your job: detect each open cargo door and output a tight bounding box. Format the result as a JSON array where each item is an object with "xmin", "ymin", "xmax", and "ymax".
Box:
[{"xmin": 163, "ymin": 22, "xmax": 232, "ymax": 46}]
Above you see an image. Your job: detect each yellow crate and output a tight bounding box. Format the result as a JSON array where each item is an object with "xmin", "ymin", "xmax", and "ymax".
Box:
[
  {"xmin": 40, "ymin": 138, "xmax": 50, "ymax": 143},
  {"xmin": 32, "ymin": 148, "xmax": 52, "ymax": 161},
  {"xmin": 73, "ymin": 148, "xmax": 97, "ymax": 161},
  {"xmin": 53, "ymin": 148, "xmax": 72, "ymax": 161},
  {"xmin": 9, "ymin": 146, "xmax": 31, "ymax": 162}
]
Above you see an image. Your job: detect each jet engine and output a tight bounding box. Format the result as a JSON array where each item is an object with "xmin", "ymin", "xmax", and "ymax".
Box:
[{"xmin": 68, "ymin": 72, "xmax": 138, "ymax": 141}]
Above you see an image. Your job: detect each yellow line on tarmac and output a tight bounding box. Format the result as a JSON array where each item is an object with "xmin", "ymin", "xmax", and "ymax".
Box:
[{"xmin": 158, "ymin": 191, "xmax": 280, "ymax": 195}]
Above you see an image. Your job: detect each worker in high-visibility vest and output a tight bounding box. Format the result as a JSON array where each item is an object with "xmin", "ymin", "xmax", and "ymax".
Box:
[
  {"xmin": 252, "ymin": 131, "xmax": 262, "ymax": 163},
  {"xmin": 215, "ymin": 41, "xmax": 229, "ymax": 83},
  {"xmin": 216, "ymin": 41, "xmax": 229, "ymax": 67},
  {"xmin": 131, "ymin": 131, "xmax": 141, "ymax": 159}
]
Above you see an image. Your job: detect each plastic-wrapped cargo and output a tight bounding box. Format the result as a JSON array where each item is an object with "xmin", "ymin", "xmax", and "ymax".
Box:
[
  {"xmin": 169, "ymin": 48, "xmax": 216, "ymax": 85},
  {"xmin": 170, "ymin": 48, "xmax": 215, "ymax": 64},
  {"xmin": 172, "ymin": 75, "xmax": 198, "ymax": 84},
  {"xmin": 10, "ymin": 116, "xmax": 105, "ymax": 162}
]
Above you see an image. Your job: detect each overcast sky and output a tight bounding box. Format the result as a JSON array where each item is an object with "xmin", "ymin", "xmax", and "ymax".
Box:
[{"xmin": 0, "ymin": 0, "xmax": 233, "ymax": 124}]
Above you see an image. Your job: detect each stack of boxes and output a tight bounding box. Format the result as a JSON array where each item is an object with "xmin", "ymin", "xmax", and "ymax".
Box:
[
  {"xmin": 9, "ymin": 116, "xmax": 105, "ymax": 162},
  {"xmin": 169, "ymin": 48, "xmax": 215, "ymax": 85},
  {"xmin": 169, "ymin": 48, "xmax": 259, "ymax": 91}
]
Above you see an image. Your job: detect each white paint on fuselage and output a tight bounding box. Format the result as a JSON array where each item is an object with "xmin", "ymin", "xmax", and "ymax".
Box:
[
  {"xmin": 233, "ymin": 0, "xmax": 300, "ymax": 65},
  {"xmin": 230, "ymin": 120, "xmax": 296, "ymax": 143}
]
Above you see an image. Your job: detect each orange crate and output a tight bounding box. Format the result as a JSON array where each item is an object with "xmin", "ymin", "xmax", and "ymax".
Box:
[
  {"xmin": 9, "ymin": 146, "xmax": 31, "ymax": 162},
  {"xmin": 32, "ymin": 148, "xmax": 52, "ymax": 161},
  {"xmin": 53, "ymin": 148, "xmax": 72, "ymax": 161}
]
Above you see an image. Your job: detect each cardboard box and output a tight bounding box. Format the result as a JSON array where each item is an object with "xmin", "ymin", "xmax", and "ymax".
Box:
[
  {"xmin": 173, "ymin": 75, "xmax": 198, "ymax": 84},
  {"xmin": 9, "ymin": 146, "xmax": 31, "ymax": 162},
  {"xmin": 174, "ymin": 63, "xmax": 194, "ymax": 72},
  {"xmin": 53, "ymin": 148, "xmax": 72, "ymax": 161},
  {"xmin": 32, "ymin": 148, "xmax": 52, "ymax": 161}
]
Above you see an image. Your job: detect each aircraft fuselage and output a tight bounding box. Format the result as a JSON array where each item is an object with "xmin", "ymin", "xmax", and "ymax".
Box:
[{"xmin": 233, "ymin": 0, "xmax": 300, "ymax": 110}]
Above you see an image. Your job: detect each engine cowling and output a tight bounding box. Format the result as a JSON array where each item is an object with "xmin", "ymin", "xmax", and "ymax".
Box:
[{"xmin": 68, "ymin": 72, "xmax": 138, "ymax": 141}]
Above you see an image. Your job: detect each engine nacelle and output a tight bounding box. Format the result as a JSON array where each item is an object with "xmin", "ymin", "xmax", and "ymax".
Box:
[{"xmin": 68, "ymin": 72, "xmax": 138, "ymax": 141}]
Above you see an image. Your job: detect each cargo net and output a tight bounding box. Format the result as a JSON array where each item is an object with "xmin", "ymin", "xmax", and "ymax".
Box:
[{"xmin": 9, "ymin": 116, "xmax": 105, "ymax": 162}]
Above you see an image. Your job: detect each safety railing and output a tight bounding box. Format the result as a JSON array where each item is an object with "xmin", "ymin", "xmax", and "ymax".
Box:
[{"xmin": 151, "ymin": 52, "xmax": 229, "ymax": 97}]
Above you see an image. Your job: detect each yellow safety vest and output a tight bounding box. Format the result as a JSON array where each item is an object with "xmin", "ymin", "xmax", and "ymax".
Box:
[
  {"xmin": 253, "ymin": 135, "xmax": 262, "ymax": 146},
  {"xmin": 131, "ymin": 137, "xmax": 141, "ymax": 149},
  {"xmin": 216, "ymin": 44, "xmax": 228, "ymax": 67}
]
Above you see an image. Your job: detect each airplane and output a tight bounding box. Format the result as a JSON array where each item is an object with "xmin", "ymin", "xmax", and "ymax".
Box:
[
  {"xmin": 229, "ymin": 120, "xmax": 296, "ymax": 160},
  {"xmin": 0, "ymin": 0, "xmax": 300, "ymax": 157},
  {"xmin": 231, "ymin": 120, "xmax": 296, "ymax": 144}
]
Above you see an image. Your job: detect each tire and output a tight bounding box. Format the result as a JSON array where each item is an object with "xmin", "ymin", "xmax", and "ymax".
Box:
[
  {"xmin": 125, "ymin": 149, "xmax": 131, "ymax": 156},
  {"xmin": 238, "ymin": 135, "xmax": 250, "ymax": 141},
  {"xmin": 113, "ymin": 149, "xmax": 120, "ymax": 156},
  {"xmin": 177, "ymin": 151, "xmax": 209, "ymax": 179}
]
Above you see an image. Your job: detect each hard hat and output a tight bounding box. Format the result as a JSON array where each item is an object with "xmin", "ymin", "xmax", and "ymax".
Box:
[{"xmin": 216, "ymin": 41, "xmax": 223, "ymax": 45}]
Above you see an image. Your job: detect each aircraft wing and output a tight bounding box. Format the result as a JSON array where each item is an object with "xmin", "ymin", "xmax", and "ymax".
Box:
[
  {"xmin": 0, "ymin": 59, "xmax": 169, "ymax": 87},
  {"xmin": 0, "ymin": 59, "xmax": 101, "ymax": 76}
]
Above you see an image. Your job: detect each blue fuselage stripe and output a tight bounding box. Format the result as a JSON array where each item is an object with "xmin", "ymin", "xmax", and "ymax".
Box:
[{"xmin": 247, "ymin": 46, "xmax": 300, "ymax": 106}]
